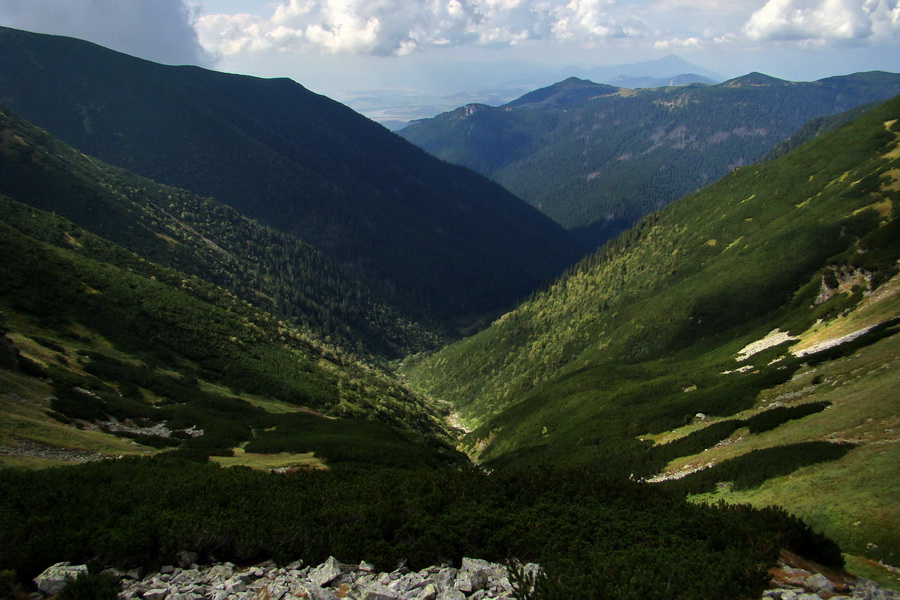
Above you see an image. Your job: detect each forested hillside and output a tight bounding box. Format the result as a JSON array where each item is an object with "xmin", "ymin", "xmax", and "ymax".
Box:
[
  {"xmin": 405, "ymin": 93, "xmax": 899, "ymax": 442},
  {"xmin": 758, "ymin": 102, "xmax": 880, "ymax": 162},
  {"xmin": 0, "ymin": 25, "xmax": 583, "ymax": 326},
  {"xmin": 400, "ymin": 72, "xmax": 900, "ymax": 246},
  {"xmin": 0, "ymin": 104, "xmax": 442, "ymax": 359},
  {"xmin": 410, "ymin": 91, "xmax": 900, "ymax": 476},
  {"xmin": 0, "ymin": 196, "xmax": 462, "ymax": 458}
]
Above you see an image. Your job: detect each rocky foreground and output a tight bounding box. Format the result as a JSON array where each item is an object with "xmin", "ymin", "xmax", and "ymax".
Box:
[
  {"xmin": 33, "ymin": 556, "xmax": 536, "ymax": 600},
  {"xmin": 764, "ymin": 552, "xmax": 899, "ymax": 600},
  {"xmin": 32, "ymin": 553, "xmax": 899, "ymax": 600}
]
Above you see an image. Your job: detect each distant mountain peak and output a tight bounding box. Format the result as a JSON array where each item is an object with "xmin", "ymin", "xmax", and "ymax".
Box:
[
  {"xmin": 724, "ymin": 72, "xmax": 790, "ymax": 87},
  {"xmin": 655, "ymin": 54, "xmax": 697, "ymax": 66},
  {"xmin": 559, "ymin": 76, "xmax": 594, "ymax": 85},
  {"xmin": 505, "ymin": 77, "xmax": 619, "ymax": 108},
  {"xmin": 569, "ymin": 55, "xmax": 723, "ymax": 85}
]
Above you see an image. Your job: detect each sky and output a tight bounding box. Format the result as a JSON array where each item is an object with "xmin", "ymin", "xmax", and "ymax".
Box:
[{"xmin": 1, "ymin": 0, "xmax": 899, "ymax": 123}]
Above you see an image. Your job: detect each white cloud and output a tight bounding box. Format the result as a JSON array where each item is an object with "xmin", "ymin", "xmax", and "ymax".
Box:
[
  {"xmin": 196, "ymin": 0, "xmax": 648, "ymax": 57},
  {"xmin": 653, "ymin": 35, "xmax": 701, "ymax": 48},
  {"xmin": 649, "ymin": 0, "xmax": 755, "ymax": 10},
  {"xmin": 0, "ymin": 0, "xmax": 210, "ymax": 65},
  {"xmin": 553, "ymin": 0, "xmax": 641, "ymax": 41},
  {"xmin": 744, "ymin": 0, "xmax": 900, "ymax": 43}
]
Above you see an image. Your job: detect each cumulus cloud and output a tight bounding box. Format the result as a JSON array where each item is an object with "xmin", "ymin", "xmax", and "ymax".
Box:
[
  {"xmin": 196, "ymin": 0, "xmax": 648, "ymax": 57},
  {"xmin": 0, "ymin": 0, "xmax": 209, "ymax": 65},
  {"xmin": 553, "ymin": 0, "xmax": 644, "ymax": 41},
  {"xmin": 653, "ymin": 36, "xmax": 701, "ymax": 48},
  {"xmin": 744, "ymin": 0, "xmax": 900, "ymax": 43}
]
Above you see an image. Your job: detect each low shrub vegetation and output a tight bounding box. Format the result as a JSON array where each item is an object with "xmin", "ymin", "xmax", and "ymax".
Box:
[
  {"xmin": 57, "ymin": 572, "xmax": 120, "ymax": 600},
  {"xmin": 0, "ymin": 458, "xmax": 843, "ymax": 599}
]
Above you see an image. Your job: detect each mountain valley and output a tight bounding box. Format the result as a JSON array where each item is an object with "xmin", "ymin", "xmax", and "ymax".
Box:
[
  {"xmin": 402, "ymin": 93, "xmax": 900, "ymax": 582},
  {"xmin": 0, "ymin": 25, "xmax": 898, "ymax": 600}
]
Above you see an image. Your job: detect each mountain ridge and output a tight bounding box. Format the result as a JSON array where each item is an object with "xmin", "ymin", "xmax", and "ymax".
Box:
[
  {"xmin": 504, "ymin": 77, "xmax": 621, "ymax": 108},
  {"xmin": 723, "ymin": 71, "xmax": 793, "ymax": 86},
  {"xmin": 399, "ymin": 69, "xmax": 900, "ymax": 247},
  {"xmin": 0, "ymin": 25, "xmax": 584, "ymax": 326}
]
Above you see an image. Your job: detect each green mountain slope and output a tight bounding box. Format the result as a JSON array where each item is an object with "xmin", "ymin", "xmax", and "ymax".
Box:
[
  {"xmin": 403, "ymin": 94, "xmax": 899, "ymax": 470},
  {"xmin": 759, "ymin": 101, "xmax": 880, "ymax": 162},
  {"xmin": 400, "ymin": 72, "xmax": 900, "ymax": 247},
  {"xmin": 0, "ymin": 104, "xmax": 442, "ymax": 359},
  {"xmin": 403, "ymin": 95, "xmax": 900, "ymax": 570},
  {"xmin": 0, "ymin": 26, "xmax": 583, "ymax": 325},
  {"xmin": 0, "ymin": 195, "xmax": 463, "ymax": 469}
]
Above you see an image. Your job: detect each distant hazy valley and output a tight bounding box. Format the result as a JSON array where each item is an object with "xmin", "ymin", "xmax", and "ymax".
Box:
[
  {"xmin": 342, "ymin": 54, "xmax": 722, "ymax": 129},
  {"xmin": 0, "ymin": 24, "xmax": 898, "ymax": 600}
]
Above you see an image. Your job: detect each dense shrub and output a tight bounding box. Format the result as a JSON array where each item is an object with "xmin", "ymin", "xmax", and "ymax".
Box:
[
  {"xmin": 0, "ymin": 459, "xmax": 843, "ymax": 599},
  {"xmin": 243, "ymin": 413, "xmax": 459, "ymax": 470},
  {"xmin": 0, "ymin": 569, "xmax": 27, "ymax": 600},
  {"xmin": 642, "ymin": 401, "xmax": 832, "ymax": 476},
  {"xmin": 56, "ymin": 572, "xmax": 120, "ymax": 600},
  {"xmin": 744, "ymin": 402, "xmax": 830, "ymax": 434}
]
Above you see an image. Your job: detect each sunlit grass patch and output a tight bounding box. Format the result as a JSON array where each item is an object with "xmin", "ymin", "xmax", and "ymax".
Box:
[
  {"xmin": 0, "ymin": 371, "xmax": 157, "ymax": 464},
  {"xmin": 0, "ymin": 455, "xmax": 76, "ymax": 469},
  {"xmin": 843, "ymin": 554, "xmax": 900, "ymax": 591},
  {"xmin": 658, "ymin": 332, "xmax": 899, "ymax": 476},
  {"xmin": 690, "ymin": 443, "xmax": 899, "ymax": 568},
  {"xmin": 210, "ymin": 445, "xmax": 327, "ymax": 471}
]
